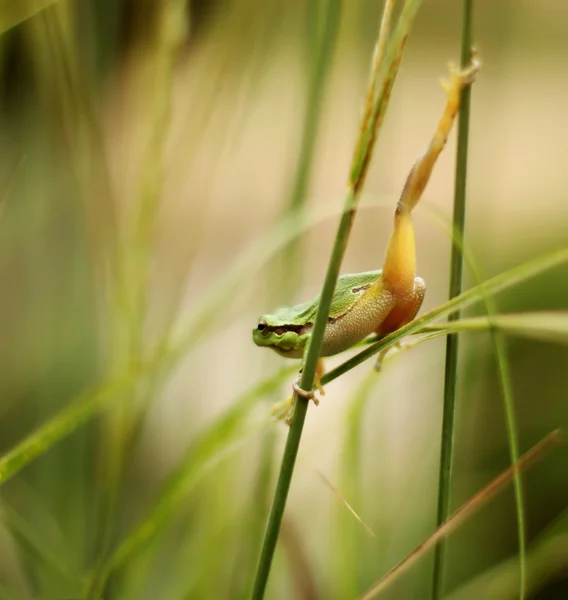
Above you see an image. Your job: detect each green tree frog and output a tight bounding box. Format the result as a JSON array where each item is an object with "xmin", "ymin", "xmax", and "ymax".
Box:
[{"xmin": 253, "ymin": 58, "xmax": 480, "ymax": 415}]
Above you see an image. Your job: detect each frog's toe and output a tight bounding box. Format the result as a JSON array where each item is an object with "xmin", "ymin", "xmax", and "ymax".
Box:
[
  {"xmin": 271, "ymin": 397, "xmax": 294, "ymax": 421},
  {"xmin": 441, "ymin": 52, "xmax": 481, "ymax": 96},
  {"xmin": 292, "ymin": 376, "xmax": 320, "ymax": 406},
  {"xmin": 374, "ymin": 341, "xmax": 406, "ymax": 371}
]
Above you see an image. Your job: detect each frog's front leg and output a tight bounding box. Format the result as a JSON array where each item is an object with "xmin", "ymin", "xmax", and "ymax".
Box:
[
  {"xmin": 272, "ymin": 358, "xmax": 325, "ymax": 425},
  {"xmin": 293, "ymin": 357, "xmax": 325, "ymax": 402}
]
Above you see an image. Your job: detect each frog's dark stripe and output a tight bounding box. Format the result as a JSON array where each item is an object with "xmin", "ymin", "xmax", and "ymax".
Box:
[
  {"xmin": 326, "ymin": 283, "xmax": 372, "ymax": 324},
  {"xmin": 351, "ymin": 283, "xmax": 371, "ymax": 294},
  {"xmin": 266, "ymin": 323, "xmax": 312, "ymax": 336}
]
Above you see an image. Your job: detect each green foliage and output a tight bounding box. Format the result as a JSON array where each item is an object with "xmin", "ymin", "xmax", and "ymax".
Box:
[{"xmin": 0, "ymin": 2, "xmax": 566, "ymax": 600}]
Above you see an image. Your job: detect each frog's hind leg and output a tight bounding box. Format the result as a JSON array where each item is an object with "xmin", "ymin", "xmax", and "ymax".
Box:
[
  {"xmin": 378, "ymin": 276, "xmax": 426, "ymax": 334},
  {"xmin": 381, "ymin": 56, "xmax": 480, "ymax": 299},
  {"xmin": 374, "ymin": 276, "xmax": 426, "ymax": 370},
  {"xmin": 271, "ymin": 397, "xmax": 294, "ymax": 422},
  {"xmin": 375, "ymin": 55, "xmax": 479, "ymax": 370}
]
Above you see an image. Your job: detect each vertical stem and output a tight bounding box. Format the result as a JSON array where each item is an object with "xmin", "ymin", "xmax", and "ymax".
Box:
[
  {"xmin": 287, "ymin": 1, "xmax": 338, "ymax": 215},
  {"xmin": 283, "ymin": 0, "xmax": 342, "ymax": 290},
  {"xmin": 251, "ymin": 1, "xmax": 341, "ymax": 595},
  {"xmin": 250, "ymin": 188, "xmax": 355, "ymax": 600},
  {"xmin": 431, "ymin": 1, "xmax": 474, "ymax": 598},
  {"xmin": 250, "ymin": 1, "xmax": 423, "ymax": 596}
]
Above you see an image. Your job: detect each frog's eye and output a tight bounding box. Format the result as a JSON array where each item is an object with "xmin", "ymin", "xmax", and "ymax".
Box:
[{"xmin": 257, "ymin": 319, "xmax": 269, "ymax": 336}]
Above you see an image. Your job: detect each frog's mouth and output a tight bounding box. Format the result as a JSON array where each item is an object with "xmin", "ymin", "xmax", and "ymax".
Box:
[{"xmin": 272, "ymin": 345, "xmax": 303, "ymax": 359}]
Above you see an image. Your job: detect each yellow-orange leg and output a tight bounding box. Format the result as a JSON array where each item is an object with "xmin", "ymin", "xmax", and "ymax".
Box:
[
  {"xmin": 398, "ymin": 56, "xmax": 480, "ymax": 216},
  {"xmin": 382, "ymin": 55, "xmax": 480, "ymax": 298},
  {"xmin": 314, "ymin": 358, "xmax": 326, "ymax": 396},
  {"xmin": 376, "ymin": 55, "xmax": 479, "ymax": 368},
  {"xmin": 374, "ymin": 276, "xmax": 425, "ymax": 370}
]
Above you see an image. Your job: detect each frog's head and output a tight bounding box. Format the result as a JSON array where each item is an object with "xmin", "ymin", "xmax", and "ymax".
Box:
[{"xmin": 252, "ymin": 314, "xmax": 308, "ymax": 359}]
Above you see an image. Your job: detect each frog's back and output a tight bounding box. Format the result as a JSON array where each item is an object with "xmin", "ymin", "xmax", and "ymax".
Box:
[
  {"xmin": 328, "ymin": 270, "xmax": 382, "ymax": 319},
  {"xmin": 267, "ymin": 270, "xmax": 382, "ymax": 326},
  {"xmin": 271, "ymin": 299, "xmax": 317, "ymax": 326}
]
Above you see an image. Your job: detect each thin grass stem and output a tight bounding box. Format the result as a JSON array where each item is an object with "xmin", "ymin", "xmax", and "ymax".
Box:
[
  {"xmin": 492, "ymin": 329, "xmax": 527, "ymax": 599},
  {"xmin": 321, "ymin": 246, "xmax": 568, "ymax": 386},
  {"xmin": 250, "ymin": 2, "xmax": 423, "ymax": 597},
  {"xmin": 432, "ymin": 1, "xmax": 474, "ymax": 596},
  {"xmin": 0, "ymin": 244, "xmax": 566, "ymax": 491}
]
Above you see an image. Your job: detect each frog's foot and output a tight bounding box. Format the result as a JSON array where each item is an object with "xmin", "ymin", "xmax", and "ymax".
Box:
[
  {"xmin": 441, "ymin": 50, "xmax": 481, "ymax": 97},
  {"xmin": 284, "ymin": 404, "xmax": 295, "ymax": 426},
  {"xmin": 292, "ymin": 376, "xmax": 320, "ymax": 406},
  {"xmin": 271, "ymin": 396, "xmax": 299, "ymax": 427},
  {"xmin": 271, "ymin": 396, "xmax": 294, "ymax": 422},
  {"xmin": 292, "ymin": 362, "xmax": 325, "ymax": 405},
  {"xmin": 279, "ymin": 365, "xmax": 327, "ymax": 425},
  {"xmin": 374, "ymin": 341, "xmax": 406, "ymax": 372},
  {"xmin": 314, "ymin": 359, "xmax": 326, "ymax": 397}
]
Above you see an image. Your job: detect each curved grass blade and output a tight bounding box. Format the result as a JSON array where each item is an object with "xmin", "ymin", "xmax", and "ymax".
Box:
[
  {"xmin": 317, "ymin": 470, "xmax": 375, "ymax": 538},
  {"xmin": 490, "ymin": 318, "xmax": 526, "ymax": 600},
  {"xmin": 335, "ymin": 370, "xmax": 379, "ymax": 598},
  {"xmin": 0, "ymin": 583, "xmax": 28, "ymax": 600},
  {"xmin": 0, "ymin": 502, "xmax": 78, "ymax": 585},
  {"xmin": 0, "ymin": 242, "xmax": 565, "ymax": 492},
  {"xmin": 0, "ymin": 0, "xmax": 61, "ymax": 35},
  {"xmin": 0, "ymin": 200, "xmax": 340, "ymax": 488},
  {"xmin": 84, "ymin": 366, "xmax": 296, "ymax": 597},
  {"xmin": 0, "ymin": 369, "xmax": 141, "ymax": 485},
  {"xmin": 358, "ymin": 430, "xmax": 562, "ymax": 600},
  {"xmin": 422, "ymin": 312, "xmax": 568, "ymax": 345},
  {"xmin": 321, "ymin": 246, "xmax": 568, "ymax": 386},
  {"xmin": 447, "ymin": 532, "xmax": 568, "ymax": 600}
]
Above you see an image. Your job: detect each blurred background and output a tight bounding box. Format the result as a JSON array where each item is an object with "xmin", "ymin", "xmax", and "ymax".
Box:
[{"xmin": 0, "ymin": 1, "xmax": 567, "ymax": 599}]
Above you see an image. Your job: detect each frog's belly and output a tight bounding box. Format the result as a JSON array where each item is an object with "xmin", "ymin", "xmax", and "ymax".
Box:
[
  {"xmin": 320, "ymin": 288, "xmax": 396, "ymax": 357},
  {"xmin": 269, "ymin": 285, "xmax": 396, "ymax": 360}
]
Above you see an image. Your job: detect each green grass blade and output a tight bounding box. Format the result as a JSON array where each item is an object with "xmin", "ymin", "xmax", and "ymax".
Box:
[
  {"xmin": 358, "ymin": 431, "xmax": 560, "ymax": 600},
  {"xmin": 85, "ymin": 366, "xmax": 296, "ymax": 597},
  {"xmin": 287, "ymin": 0, "xmax": 339, "ymax": 216},
  {"xmin": 447, "ymin": 532, "xmax": 568, "ymax": 600},
  {"xmin": 422, "ymin": 312, "xmax": 568, "ymax": 344},
  {"xmin": 336, "ymin": 370, "xmax": 379, "ymax": 598},
  {"xmin": 0, "ymin": 201, "xmax": 338, "ymax": 488},
  {"xmin": 490, "ymin": 326, "xmax": 526, "ymax": 600},
  {"xmin": 0, "ymin": 502, "xmax": 77, "ymax": 585},
  {"xmin": 0, "ymin": 583, "xmax": 27, "ymax": 600},
  {"xmin": 0, "ymin": 370, "xmax": 139, "ymax": 485},
  {"xmin": 321, "ymin": 247, "xmax": 568, "ymax": 386},
  {"xmin": 0, "ymin": 241, "xmax": 565, "ymax": 500},
  {"xmin": 251, "ymin": 2, "xmax": 424, "ymax": 597},
  {"xmin": 0, "ymin": 0, "xmax": 61, "ymax": 35},
  {"xmin": 432, "ymin": 1, "xmax": 475, "ymax": 596}
]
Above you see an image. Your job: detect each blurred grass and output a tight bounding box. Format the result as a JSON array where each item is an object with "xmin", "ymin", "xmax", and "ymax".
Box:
[
  {"xmin": 0, "ymin": 2, "xmax": 567, "ymax": 600},
  {"xmin": 0, "ymin": 1, "xmax": 60, "ymax": 35},
  {"xmin": 359, "ymin": 430, "xmax": 561, "ymax": 600}
]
